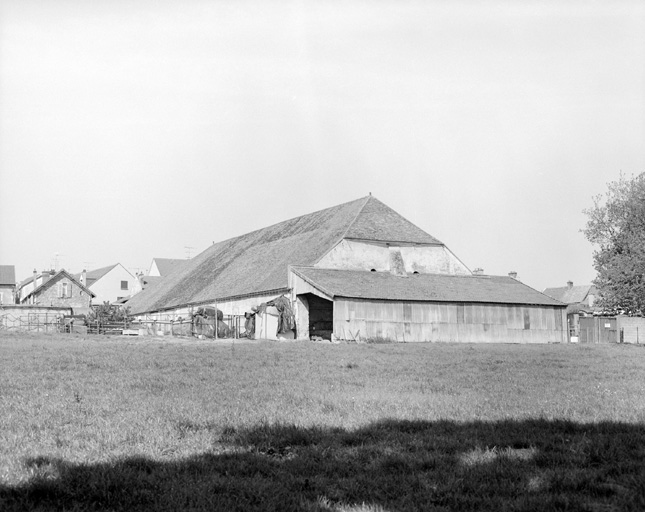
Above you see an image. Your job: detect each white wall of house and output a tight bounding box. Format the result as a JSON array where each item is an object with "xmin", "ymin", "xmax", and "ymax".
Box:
[
  {"xmin": 315, "ymin": 239, "xmax": 471, "ymax": 275},
  {"xmin": 89, "ymin": 265, "xmax": 135, "ymax": 304},
  {"xmin": 148, "ymin": 260, "xmax": 162, "ymax": 277}
]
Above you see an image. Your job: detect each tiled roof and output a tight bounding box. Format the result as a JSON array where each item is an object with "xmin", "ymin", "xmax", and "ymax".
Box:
[
  {"xmin": 542, "ymin": 285, "xmax": 594, "ymax": 304},
  {"xmin": 0, "ymin": 265, "xmax": 16, "ymax": 286},
  {"xmin": 127, "ymin": 196, "xmax": 445, "ymax": 314},
  {"xmin": 152, "ymin": 258, "xmax": 185, "ymax": 276},
  {"xmin": 343, "ymin": 197, "xmax": 442, "ymax": 244},
  {"xmin": 22, "ymin": 270, "xmax": 95, "ymax": 300},
  {"xmin": 292, "ymin": 267, "xmax": 565, "ymax": 306},
  {"xmin": 18, "ymin": 271, "xmax": 52, "ymax": 290},
  {"xmin": 74, "ymin": 264, "xmax": 118, "ymax": 286}
]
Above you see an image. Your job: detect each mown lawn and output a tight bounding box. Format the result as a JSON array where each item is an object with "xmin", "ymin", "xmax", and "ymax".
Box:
[{"xmin": 1, "ymin": 332, "xmax": 644, "ymax": 511}]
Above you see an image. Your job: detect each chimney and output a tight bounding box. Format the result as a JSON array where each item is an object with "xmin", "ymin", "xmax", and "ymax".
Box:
[
  {"xmin": 32, "ymin": 269, "xmax": 37, "ymax": 288},
  {"xmin": 41, "ymin": 270, "xmax": 51, "ymax": 285},
  {"xmin": 567, "ymin": 280, "xmax": 573, "ymax": 289},
  {"xmin": 81, "ymin": 269, "xmax": 87, "ymax": 286},
  {"xmin": 388, "ymin": 247, "xmax": 408, "ymax": 277},
  {"xmin": 508, "ymin": 271, "xmax": 518, "ymax": 279}
]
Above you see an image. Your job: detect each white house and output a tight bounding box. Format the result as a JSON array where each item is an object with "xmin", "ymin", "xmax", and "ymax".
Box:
[{"xmin": 77, "ymin": 264, "xmax": 136, "ymax": 304}]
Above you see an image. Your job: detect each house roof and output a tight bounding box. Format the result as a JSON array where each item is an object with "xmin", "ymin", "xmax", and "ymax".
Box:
[
  {"xmin": 22, "ymin": 270, "xmax": 96, "ymax": 300},
  {"xmin": 151, "ymin": 258, "xmax": 185, "ymax": 276},
  {"xmin": 74, "ymin": 264, "xmax": 134, "ymax": 287},
  {"xmin": 73, "ymin": 264, "xmax": 118, "ymax": 286},
  {"xmin": 84, "ymin": 264, "xmax": 118, "ymax": 282},
  {"xmin": 18, "ymin": 270, "xmax": 52, "ymax": 290},
  {"xmin": 0, "ymin": 265, "xmax": 16, "ymax": 286},
  {"xmin": 292, "ymin": 267, "xmax": 565, "ymax": 306},
  {"xmin": 127, "ymin": 196, "xmax": 445, "ymax": 314},
  {"xmin": 542, "ymin": 285, "xmax": 595, "ymax": 304}
]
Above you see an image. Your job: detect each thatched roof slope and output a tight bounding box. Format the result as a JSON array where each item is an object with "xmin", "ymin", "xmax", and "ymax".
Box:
[{"xmin": 128, "ymin": 196, "xmax": 440, "ymax": 315}]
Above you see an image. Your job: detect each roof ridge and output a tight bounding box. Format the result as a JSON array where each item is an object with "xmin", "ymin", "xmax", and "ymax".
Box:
[
  {"xmin": 23, "ymin": 269, "xmax": 95, "ymax": 300},
  {"xmin": 338, "ymin": 195, "xmax": 372, "ymax": 243},
  {"xmin": 310, "ymin": 196, "xmax": 371, "ymax": 267}
]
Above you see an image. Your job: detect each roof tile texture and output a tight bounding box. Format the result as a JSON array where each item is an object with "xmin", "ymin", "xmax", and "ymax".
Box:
[
  {"xmin": 293, "ymin": 267, "xmax": 564, "ymax": 306},
  {"xmin": 127, "ymin": 196, "xmax": 443, "ymax": 314}
]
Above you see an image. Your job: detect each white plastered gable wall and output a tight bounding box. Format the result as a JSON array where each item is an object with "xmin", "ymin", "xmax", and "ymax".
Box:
[
  {"xmin": 89, "ymin": 265, "xmax": 136, "ymax": 304},
  {"xmin": 314, "ymin": 239, "xmax": 471, "ymax": 275}
]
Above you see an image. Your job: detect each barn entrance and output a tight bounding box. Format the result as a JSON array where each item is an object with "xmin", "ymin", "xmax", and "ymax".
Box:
[{"xmin": 299, "ymin": 293, "xmax": 334, "ymax": 341}]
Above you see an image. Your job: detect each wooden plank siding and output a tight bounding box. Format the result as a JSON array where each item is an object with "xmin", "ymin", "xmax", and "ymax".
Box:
[{"xmin": 334, "ymin": 298, "xmax": 566, "ymax": 343}]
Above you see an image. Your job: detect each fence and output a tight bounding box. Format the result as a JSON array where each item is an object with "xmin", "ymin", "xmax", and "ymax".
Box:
[
  {"xmin": 135, "ymin": 314, "xmax": 245, "ymax": 339},
  {"xmin": 578, "ymin": 316, "xmax": 645, "ymax": 344},
  {"xmin": 0, "ymin": 305, "xmax": 251, "ymax": 339},
  {"xmin": 0, "ymin": 306, "xmax": 74, "ymax": 333}
]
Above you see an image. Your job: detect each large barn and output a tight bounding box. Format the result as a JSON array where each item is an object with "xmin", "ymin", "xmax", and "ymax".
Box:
[{"xmin": 127, "ymin": 196, "xmax": 566, "ymax": 343}]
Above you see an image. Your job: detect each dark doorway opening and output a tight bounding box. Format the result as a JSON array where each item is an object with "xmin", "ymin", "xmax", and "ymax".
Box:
[{"xmin": 305, "ymin": 293, "xmax": 333, "ymax": 341}]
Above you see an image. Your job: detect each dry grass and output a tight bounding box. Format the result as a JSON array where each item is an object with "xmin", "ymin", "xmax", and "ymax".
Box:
[{"xmin": 1, "ymin": 331, "xmax": 644, "ymax": 511}]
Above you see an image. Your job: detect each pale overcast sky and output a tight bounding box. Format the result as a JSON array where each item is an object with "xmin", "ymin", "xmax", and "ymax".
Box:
[{"xmin": 1, "ymin": 0, "xmax": 643, "ymax": 291}]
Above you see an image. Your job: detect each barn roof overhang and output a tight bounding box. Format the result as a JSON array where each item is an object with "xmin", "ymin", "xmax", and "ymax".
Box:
[{"xmin": 290, "ymin": 266, "xmax": 567, "ymax": 307}]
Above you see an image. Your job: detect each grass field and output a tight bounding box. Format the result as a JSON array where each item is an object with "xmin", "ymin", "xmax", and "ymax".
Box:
[{"xmin": 1, "ymin": 332, "xmax": 644, "ymax": 511}]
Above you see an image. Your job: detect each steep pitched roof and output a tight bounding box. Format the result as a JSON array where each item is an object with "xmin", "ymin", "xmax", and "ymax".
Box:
[
  {"xmin": 151, "ymin": 258, "xmax": 185, "ymax": 276},
  {"xmin": 343, "ymin": 197, "xmax": 442, "ymax": 244},
  {"xmin": 74, "ymin": 264, "xmax": 119, "ymax": 286},
  {"xmin": 22, "ymin": 270, "xmax": 95, "ymax": 301},
  {"xmin": 18, "ymin": 271, "xmax": 52, "ymax": 291},
  {"xmin": 292, "ymin": 267, "xmax": 565, "ymax": 306},
  {"xmin": 127, "ymin": 196, "xmax": 445, "ymax": 314},
  {"xmin": 0, "ymin": 265, "xmax": 16, "ymax": 286},
  {"xmin": 542, "ymin": 285, "xmax": 594, "ymax": 304}
]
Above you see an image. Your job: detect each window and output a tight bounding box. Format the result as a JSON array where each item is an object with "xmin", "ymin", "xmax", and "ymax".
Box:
[
  {"xmin": 59, "ymin": 282, "xmax": 69, "ymax": 298},
  {"xmin": 121, "ymin": 281, "xmax": 128, "ymax": 290}
]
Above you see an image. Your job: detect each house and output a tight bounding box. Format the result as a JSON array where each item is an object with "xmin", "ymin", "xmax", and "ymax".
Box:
[
  {"xmin": 543, "ymin": 281, "xmax": 597, "ymax": 339},
  {"xmin": 18, "ymin": 269, "xmax": 95, "ymax": 309},
  {"xmin": 127, "ymin": 195, "xmax": 566, "ymax": 343},
  {"xmin": 0, "ymin": 265, "xmax": 16, "ymax": 304},
  {"xmin": 75, "ymin": 264, "xmax": 136, "ymax": 304}
]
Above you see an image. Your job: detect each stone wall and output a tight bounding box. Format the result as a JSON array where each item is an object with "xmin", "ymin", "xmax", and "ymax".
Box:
[{"xmin": 33, "ymin": 277, "xmax": 91, "ymax": 308}]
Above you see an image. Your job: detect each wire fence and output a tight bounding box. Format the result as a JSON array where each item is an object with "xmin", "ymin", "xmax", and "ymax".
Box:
[
  {"xmin": 1, "ymin": 308, "xmax": 249, "ymax": 339},
  {"xmin": 0, "ymin": 311, "xmax": 73, "ymax": 333}
]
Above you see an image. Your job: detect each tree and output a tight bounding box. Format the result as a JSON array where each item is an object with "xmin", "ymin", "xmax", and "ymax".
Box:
[{"xmin": 583, "ymin": 173, "xmax": 645, "ymax": 315}]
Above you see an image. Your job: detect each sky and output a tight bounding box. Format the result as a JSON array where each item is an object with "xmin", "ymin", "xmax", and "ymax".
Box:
[{"xmin": 1, "ymin": 0, "xmax": 644, "ymax": 292}]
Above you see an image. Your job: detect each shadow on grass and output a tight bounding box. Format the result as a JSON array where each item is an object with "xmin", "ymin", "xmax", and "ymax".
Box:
[{"xmin": 2, "ymin": 418, "xmax": 645, "ymax": 511}]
